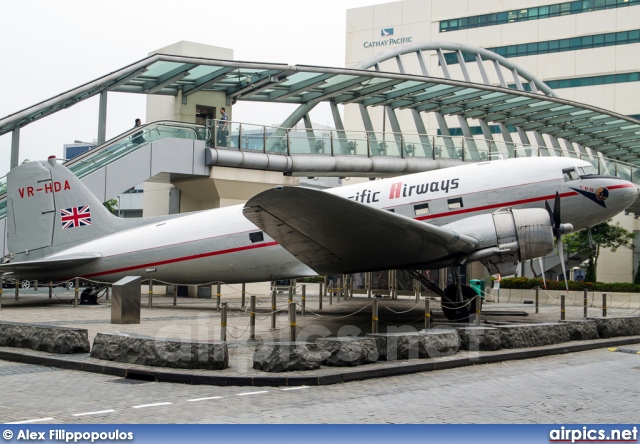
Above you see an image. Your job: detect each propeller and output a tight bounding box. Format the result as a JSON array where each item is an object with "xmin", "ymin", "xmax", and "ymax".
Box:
[{"xmin": 545, "ymin": 192, "xmax": 573, "ymax": 292}]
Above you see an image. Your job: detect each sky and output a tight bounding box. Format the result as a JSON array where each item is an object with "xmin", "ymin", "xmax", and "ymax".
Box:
[{"xmin": 0, "ymin": 0, "xmax": 389, "ymax": 178}]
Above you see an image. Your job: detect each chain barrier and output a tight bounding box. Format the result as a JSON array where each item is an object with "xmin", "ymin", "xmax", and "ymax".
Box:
[{"xmin": 380, "ymin": 301, "xmax": 423, "ymax": 314}]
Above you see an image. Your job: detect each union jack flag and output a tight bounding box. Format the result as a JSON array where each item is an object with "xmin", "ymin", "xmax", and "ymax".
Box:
[{"xmin": 60, "ymin": 205, "xmax": 92, "ymax": 229}]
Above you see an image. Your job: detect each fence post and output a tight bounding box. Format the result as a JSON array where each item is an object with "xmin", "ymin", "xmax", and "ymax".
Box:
[
  {"xmin": 318, "ymin": 282, "xmax": 323, "ymax": 310},
  {"xmin": 535, "ymin": 286, "xmax": 539, "ymax": 314},
  {"xmin": 74, "ymin": 278, "xmax": 79, "ymax": 308},
  {"xmin": 34, "ymin": 280, "xmax": 38, "ymax": 291},
  {"xmin": 475, "ymin": 295, "xmax": 481, "ymax": 327},
  {"xmin": 250, "ymin": 295, "xmax": 256, "ymax": 340},
  {"xmin": 0, "ymin": 278, "xmax": 3, "ymax": 310},
  {"xmin": 301, "ymin": 284, "xmax": 306, "ymax": 317},
  {"xmin": 288, "ymin": 286, "xmax": 293, "ymax": 304},
  {"xmin": 560, "ymin": 294, "xmax": 565, "ymax": 321},
  {"xmin": 424, "ymin": 297, "xmax": 431, "ymax": 330},
  {"xmin": 221, "ymin": 303, "xmax": 227, "ymax": 342},
  {"xmin": 241, "ymin": 283, "xmax": 246, "ymax": 308},
  {"xmin": 173, "ymin": 286, "xmax": 177, "ymax": 306},
  {"xmin": 15, "ymin": 280, "xmax": 19, "ymax": 301},
  {"xmin": 289, "ymin": 302, "xmax": 296, "ymax": 342},
  {"xmin": 583, "ymin": 288, "xmax": 588, "ymax": 318},
  {"xmin": 329, "ymin": 282, "xmax": 333, "ymax": 305},
  {"xmin": 372, "ymin": 299, "xmax": 379, "ymax": 333},
  {"xmin": 148, "ymin": 279, "xmax": 153, "ymax": 309},
  {"xmin": 271, "ymin": 286, "xmax": 277, "ymax": 329},
  {"xmin": 49, "ymin": 281, "xmax": 53, "ymax": 299},
  {"xmin": 216, "ymin": 283, "xmax": 221, "ymax": 312},
  {"xmin": 367, "ymin": 272, "xmax": 372, "ymax": 298},
  {"xmin": 603, "ymin": 293, "xmax": 607, "ymax": 317}
]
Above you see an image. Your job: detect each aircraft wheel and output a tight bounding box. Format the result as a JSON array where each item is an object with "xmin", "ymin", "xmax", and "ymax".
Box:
[
  {"xmin": 20, "ymin": 280, "xmax": 31, "ymax": 289},
  {"xmin": 441, "ymin": 284, "xmax": 481, "ymax": 322},
  {"xmin": 65, "ymin": 281, "xmax": 74, "ymax": 289}
]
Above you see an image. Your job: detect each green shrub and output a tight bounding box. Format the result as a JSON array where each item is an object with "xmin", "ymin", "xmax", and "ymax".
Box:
[{"xmin": 500, "ymin": 277, "xmax": 640, "ymax": 292}]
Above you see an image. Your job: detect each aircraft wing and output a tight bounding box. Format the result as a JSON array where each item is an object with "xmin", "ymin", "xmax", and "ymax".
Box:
[
  {"xmin": 243, "ymin": 187, "xmax": 479, "ymax": 275},
  {"xmin": 0, "ymin": 253, "xmax": 102, "ymax": 274}
]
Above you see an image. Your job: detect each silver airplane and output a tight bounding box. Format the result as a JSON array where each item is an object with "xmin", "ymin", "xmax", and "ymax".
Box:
[{"xmin": 1, "ymin": 155, "xmax": 637, "ymax": 320}]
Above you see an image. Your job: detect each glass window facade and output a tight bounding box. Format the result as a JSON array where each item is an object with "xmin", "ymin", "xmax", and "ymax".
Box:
[
  {"xmin": 443, "ymin": 30, "xmax": 640, "ymax": 65},
  {"xmin": 440, "ymin": 0, "xmax": 640, "ymax": 32},
  {"xmin": 507, "ymin": 72, "xmax": 640, "ymax": 91}
]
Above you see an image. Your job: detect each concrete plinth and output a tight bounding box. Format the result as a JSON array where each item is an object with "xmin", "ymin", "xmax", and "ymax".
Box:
[
  {"xmin": 560, "ymin": 320, "xmax": 599, "ymax": 340},
  {"xmin": 588, "ymin": 316, "xmax": 640, "ymax": 338}
]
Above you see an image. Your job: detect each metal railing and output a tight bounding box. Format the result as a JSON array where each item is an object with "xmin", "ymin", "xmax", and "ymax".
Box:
[{"xmin": 1, "ymin": 119, "xmax": 639, "ymax": 221}]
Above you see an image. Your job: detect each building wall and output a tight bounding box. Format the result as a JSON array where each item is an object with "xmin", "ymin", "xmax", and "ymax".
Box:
[{"xmin": 345, "ymin": 0, "xmax": 640, "ymax": 282}]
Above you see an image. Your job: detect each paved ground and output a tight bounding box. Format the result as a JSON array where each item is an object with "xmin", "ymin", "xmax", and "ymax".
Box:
[
  {"xmin": 1, "ymin": 286, "xmax": 639, "ymax": 424},
  {"xmin": 1, "ymin": 346, "xmax": 639, "ymax": 424}
]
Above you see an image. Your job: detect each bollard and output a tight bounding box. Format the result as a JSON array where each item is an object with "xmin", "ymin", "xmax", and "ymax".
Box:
[
  {"xmin": 367, "ymin": 272, "xmax": 372, "ymax": 298},
  {"xmin": 603, "ymin": 293, "xmax": 607, "ymax": 317},
  {"xmin": 583, "ymin": 288, "xmax": 588, "ymax": 318},
  {"xmin": 34, "ymin": 280, "xmax": 38, "ymax": 291},
  {"xmin": 49, "ymin": 281, "xmax": 53, "ymax": 299},
  {"xmin": 475, "ymin": 295, "xmax": 481, "ymax": 327},
  {"xmin": 318, "ymin": 282, "xmax": 323, "ymax": 310},
  {"xmin": 535, "ymin": 286, "xmax": 539, "ymax": 314},
  {"xmin": 301, "ymin": 284, "xmax": 306, "ymax": 317},
  {"xmin": 372, "ymin": 299, "xmax": 379, "ymax": 333},
  {"xmin": 329, "ymin": 282, "xmax": 333, "ymax": 305},
  {"xmin": 221, "ymin": 303, "xmax": 227, "ymax": 342},
  {"xmin": 424, "ymin": 297, "xmax": 430, "ymax": 330},
  {"xmin": 216, "ymin": 283, "xmax": 221, "ymax": 312},
  {"xmin": 288, "ymin": 286, "xmax": 293, "ymax": 304},
  {"xmin": 249, "ymin": 295, "xmax": 256, "ymax": 340},
  {"xmin": 271, "ymin": 287, "xmax": 277, "ymax": 329},
  {"xmin": 74, "ymin": 278, "xmax": 79, "ymax": 308},
  {"xmin": 560, "ymin": 294, "xmax": 565, "ymax": 321},
  {"xmin": 241, "ymin": 283, "xmax": 246, "ymax": 308},
  {"xmin": 289, "ymin": 301, "xmax": 297, "ymax": 342},
  {"xmin": 0, "ymin": 278, "xmax": 3, "ymax": 311},
  {"xmin": 15, "ymin": 280, "xmax": 19, "ymax": 301},
  {"xmin": 147, "ymin": 279, "xmax": 153, "ymax": 309}
]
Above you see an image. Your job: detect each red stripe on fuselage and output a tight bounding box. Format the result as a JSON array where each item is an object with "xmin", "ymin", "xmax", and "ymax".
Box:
[{"xmin": 83, "ymin": 241, "xmax": 279, "ymax": 278}]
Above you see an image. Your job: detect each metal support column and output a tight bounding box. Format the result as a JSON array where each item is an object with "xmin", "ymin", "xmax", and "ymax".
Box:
[
  {"xmin": 221, "ymin": 303, "xmax": 227, "ymax": 342},
  {"xmin": 583, "ymin": 288, "xmax": 588, "ymax": 318},
  {"xmin": 289, "ymin": 302, "xmax": 296, "ymax": 342},
  {"xmin": 424, "ymin": 298, "xmax": 430, "ymax": 330},
  {"xmin": 147, "ymin": 279, "xmax": 153, "ymax": 309},
  {"xmin": 271, "ymin": 287, "xmax": 277, "ymax": 329},
  {"xmin": 74, "ymin": 278, "xmax": 79, "ymax": 308},
  {"xmin": 97, "ymin": 90, "xmax": 107, "ymax": 144},
  {"xmin": 216, "ymin": 283, "xmax": 221, "ymax": 311},
  {"xmin": 241, "ymin": 283, "xmax": 246, "ymax": 308},
  {"xmin": 49, "ymin": 281, "xmax": 53, "ymax": 299},
  {"xmin": 301, "ymin": 284, "xmax": 306, "ymax": 317},
  {"xmin": 535, "ymin": 286, "xmax": 539, "ymax": 314},
  {"xmin": 560, "ymin": 295, "xmax": 566, "ymax": 321},
  {"xmin": 14, "ymin": 281, "xmax": 18, "ymax": 301},
  {"xmin": 372, "ymin": 299, "xmax": 379, "ymax": 334},
  {"xmin": 602, "ymin": 294, "xmax": 607, "ymax": 317},
  {"xmin": 318, "ymin": 282, "xmax": 323, "ymax": 310},
  {"xmin": 11, "ymin": 128, "xmax": 20, "ymax": 170}
]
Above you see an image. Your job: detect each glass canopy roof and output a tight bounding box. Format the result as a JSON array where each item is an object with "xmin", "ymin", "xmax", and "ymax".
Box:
[{"xmin": 1, "ymin": 53, "xmax": 639, "ymax": 164}]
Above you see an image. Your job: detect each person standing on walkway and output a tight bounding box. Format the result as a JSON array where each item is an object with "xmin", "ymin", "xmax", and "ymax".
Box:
[
  {"xmin": 217, "ymin": 108, "xmax": 228, "ymax": 147},
  {"xmin": 132, "ymin": 118, "xmax": 145, "ymax": 145}
]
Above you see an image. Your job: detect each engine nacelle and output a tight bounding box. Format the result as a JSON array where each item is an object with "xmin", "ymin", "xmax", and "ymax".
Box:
[{"xmin": 444, "ymin": 208, "xmax": 555, "ymax": 275}]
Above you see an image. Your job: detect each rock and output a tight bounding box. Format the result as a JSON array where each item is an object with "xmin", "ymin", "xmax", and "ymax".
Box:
[
  {"xmin": 90, "ymin": 332, "xmax": 228, "ymax": 370},
  {"xmin": 315, "ymin": 337, "xmax": 379, "ymax": 366},
  {"xmin": 366, "ymin": 332, "xmax": 423, "ymax": 360},
  {"xmin": 454, "ymin": 327, "xmax": 501, "ymax": 351},
  {"xmin": 252, "ymin": 342, "xmax": 322, "ymax": 372},
  {"xmin": 420, "ymin": 328, "xmax": 461, "ymax": 356},
  {"xmin": 589, "ymin": 316, "xmax": 640, "ymax": 338},
  {"xmin": 0, "ymin": 321, "xmax": 89, "ymax": 354},
  {"xmin": 496, "ymin": 323, "xmax": 571, "ymax": 349},
  {"xmin": 560, "ymin": 320, "xmax": 599, "ymax": 340}
]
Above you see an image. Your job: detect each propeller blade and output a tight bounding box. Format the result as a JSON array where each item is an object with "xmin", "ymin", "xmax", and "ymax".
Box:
[
  {"xmin": 545, "ymin": 200, "xmax": 554, "ymax": 228},
  {"xmin": 538, "ymin": 256, "xmax": 547, "ymax": 289},
  {"xmin": 557, "ymin": 237, "xmax": 569, "ymax": 293},
  {"xmin": 553, "ymin": 192, "xmax": 562, "ymax": 231}
]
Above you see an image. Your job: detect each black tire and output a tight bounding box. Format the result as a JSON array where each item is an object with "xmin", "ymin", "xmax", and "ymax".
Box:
[{"xmin": 441, "ymin": 284, "xmax": 481, "ymax": 322}]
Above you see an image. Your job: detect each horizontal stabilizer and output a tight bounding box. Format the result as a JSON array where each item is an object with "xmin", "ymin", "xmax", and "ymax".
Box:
[
  {"xmin": 0, "ymin": 253, "xmax": 102, "ymax": 274},
  {"xmin": 243, "ymin": 187, "xmax": 478, "ymax": 275}
]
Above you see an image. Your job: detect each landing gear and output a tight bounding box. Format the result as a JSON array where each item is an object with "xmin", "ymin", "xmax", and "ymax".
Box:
[
  {"xmin": 441, "ymin": 284, "xmax": 480, "ymax": 322},
  {"xmin": 20, "ymin": 280, "xmax": 31, "ymax": 289}
]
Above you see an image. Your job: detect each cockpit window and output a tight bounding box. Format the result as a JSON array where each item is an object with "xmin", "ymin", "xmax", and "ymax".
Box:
[
  {"xmin": 562, "ymin": 168, "xmax": 580, "ymax": 181},
  {"xmin": 577, "ymin": 165, "xmax": 597, "ymax": 176}
]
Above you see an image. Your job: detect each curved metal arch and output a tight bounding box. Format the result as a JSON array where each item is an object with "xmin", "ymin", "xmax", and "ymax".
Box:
[{"xmin": 353, "ymin": 41, "xmax": 557, "ymax": 97}]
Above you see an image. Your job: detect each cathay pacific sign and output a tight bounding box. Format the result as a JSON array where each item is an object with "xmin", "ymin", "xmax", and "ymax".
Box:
[{"xmin": 364, "ymin": 28, "xmax": 412, "ymax": 48}]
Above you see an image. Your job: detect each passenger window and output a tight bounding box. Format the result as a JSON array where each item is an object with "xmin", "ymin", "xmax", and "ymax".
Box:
[
  {"xmin": 448, "ymin": 197, "xmax": 463, "ymax": 210},
  {"xmin": 414, "ymin": 203, "xmax": 430, "ymax": 216},
  {"xmin": 249, "ymin": 232, "xmax": 264, "ymax": 243},
  {"xmin": 562, "ymin": 168, "xmax": 579, "ymax": 181}
]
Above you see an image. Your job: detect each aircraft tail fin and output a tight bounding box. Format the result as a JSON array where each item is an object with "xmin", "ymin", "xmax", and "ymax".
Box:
[{"xmin": 5, "ymin": 157, "xmax": 128, "ymax": 259}]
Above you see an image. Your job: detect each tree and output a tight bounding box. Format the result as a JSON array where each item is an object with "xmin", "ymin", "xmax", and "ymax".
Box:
[
  {"xmin": 103, "ymin": 198, "xmax": 119, "ymax": 215},
  {"xmin": 563, "ymin": 220, "xmax": 635, "ymax": 282}
]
